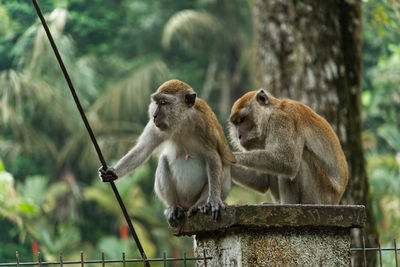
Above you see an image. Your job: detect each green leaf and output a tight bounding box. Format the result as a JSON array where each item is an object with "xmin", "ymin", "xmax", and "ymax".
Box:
[
  {"xmin": 362, "ymin": 90, "xmax": 372, "ymax": 107},
  {"xmin": 0, "ymin": 159, "xmax": 5, "ymax": 172},
  {"xmin": 0, "ymin": 171, "xmax": 14, "ymax": 195},
  {"xmin": 18, "ymin": 201, "xmax": 37, "ymax": 214},
  {"xmin": 17, "ymin": 175, "xmax": 49, "ymax": 206}
]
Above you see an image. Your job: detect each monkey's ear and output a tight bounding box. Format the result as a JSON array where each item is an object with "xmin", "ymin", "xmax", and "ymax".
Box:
[
  {"xmin": 256, "ymin": 89, "xmax": 269, "ymax": 106},
  {"xmin": 185, "ymin": 92, "xmax": 197, "ymax": 107}
]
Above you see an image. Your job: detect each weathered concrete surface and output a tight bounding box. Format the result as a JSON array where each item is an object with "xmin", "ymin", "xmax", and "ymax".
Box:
[
  {"xmin": 173, "ymin": 204, "xmax": 365, "ymax": 236},
  {"xmin": 194, "ymin": 228, "xmax": 351, "ymax": 267},
  {"xmin": 172, "ymin": 204, "xmax": 365, "ymax": 267}
]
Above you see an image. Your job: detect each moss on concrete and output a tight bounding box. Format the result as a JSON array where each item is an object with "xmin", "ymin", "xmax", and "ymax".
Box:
[{"xmin": 172, "ymin": 204, "xmax": 365, "ymax": 236}]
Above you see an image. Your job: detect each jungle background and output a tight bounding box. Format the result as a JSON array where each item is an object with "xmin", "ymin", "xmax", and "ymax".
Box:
[{"xmin": 0, "ymin": 0, "xmax": 399, "ymax": 266}]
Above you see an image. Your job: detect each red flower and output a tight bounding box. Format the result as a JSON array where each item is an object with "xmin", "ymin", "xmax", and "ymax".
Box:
[
  {"xmin": 32, "ymin": 241, "xmax": 39, "ymax": 254},
  {"xmin": 119, "ymin": 225, "xmax": 129, "ymax": 239}
]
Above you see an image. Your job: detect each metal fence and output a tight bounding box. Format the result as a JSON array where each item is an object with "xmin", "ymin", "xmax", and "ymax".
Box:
[
  {"xmin": 0, "ymin": 251, "xmax": 211, "ymax": 267},
  {"xmin": 1, "ymin": 240, "xmax": 399, "ymax": 267},
  {"xmin": 350, "ymin": 238, "xmax": 399, "ymax": 267}
]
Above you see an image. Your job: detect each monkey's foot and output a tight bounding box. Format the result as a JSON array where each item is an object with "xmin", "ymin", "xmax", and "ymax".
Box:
[
  {"xmin": 165, "ymin": 206, "xmax": 185, "ymax": 227},
  {"xmin": 187, "ymin": 202, "xmax": 206, "ymax": 217},
  {"xmin": 204, "ymin": 198, "xmax": 226, "ymax": 220}
]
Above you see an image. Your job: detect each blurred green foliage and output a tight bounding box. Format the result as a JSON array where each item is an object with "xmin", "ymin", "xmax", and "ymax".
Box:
[
  {"xmin": 363, "ymin": 0, "xmax": 400, "ymax": 264},
  {"xmin": 0, "ymin": 0, "xmax": 399, "ymax": 265},
  {"xmin": 0, "ymin": 0, "xmax": 253, "ymax": 263}
]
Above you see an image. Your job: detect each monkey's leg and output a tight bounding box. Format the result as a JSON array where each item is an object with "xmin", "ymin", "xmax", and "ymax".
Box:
[
  {"xmin": 187, "ymin": 184, "xmax": 209, "ymax": 217},
  {"xmin": 154, "ymin": 156, "xmax": 185, "ymax": 226},
  {"xmin": 202, "ymin": 153, "xmax": 226, "ymax": 220}
]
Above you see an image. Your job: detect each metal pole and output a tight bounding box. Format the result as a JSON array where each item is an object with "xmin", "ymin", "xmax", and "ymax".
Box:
[{"xmin": 31, "ymin": 1, "xmax": 149, "ymax": 265}]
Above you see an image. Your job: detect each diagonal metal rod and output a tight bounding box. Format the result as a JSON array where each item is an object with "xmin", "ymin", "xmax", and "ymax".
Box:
[{"xmin": 31, "ymin": 1, "xmax": 149, "ymax": 265}]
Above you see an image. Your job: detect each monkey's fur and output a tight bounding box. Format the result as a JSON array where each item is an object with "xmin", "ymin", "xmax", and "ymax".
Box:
[
  {"xmin": 100, "ymin": 80, "xmax": 235, "ymax": 225},
  {"xmin": 229, "ymin": 89, "xmax": 348, "ymax": 204}
]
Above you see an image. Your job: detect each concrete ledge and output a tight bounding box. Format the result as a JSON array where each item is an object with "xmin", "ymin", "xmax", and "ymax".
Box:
[
  {"xmin": 172, "ymin": 204, "xmax": 365, "ymax": 266},
  {"xmin": 172, "ymin": 204, "xmax": 365, "ymax": 236}
]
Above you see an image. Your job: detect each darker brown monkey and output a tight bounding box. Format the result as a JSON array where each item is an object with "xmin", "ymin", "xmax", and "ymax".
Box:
[{"xmin": 229, "ymin": 89, "xmax": 348, "ymax": 204}]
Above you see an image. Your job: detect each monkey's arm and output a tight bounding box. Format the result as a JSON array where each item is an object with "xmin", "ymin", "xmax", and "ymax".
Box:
[
  {"xmin": 234, "ymin": 119, "xmax": 304, "ymax": 179},
  {"xmin": 231, "ymin": 164, "xmax": 270, "ymax": 193},
  {"xmin": 114, "ymin": 122, "xmax": 166, "ymax": 178}
]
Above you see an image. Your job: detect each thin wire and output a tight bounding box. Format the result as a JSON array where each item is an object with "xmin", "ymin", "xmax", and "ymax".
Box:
[
  {"xmin": 395, "ymin": 239, "xmax": 398, "ymax": 267},
  {"xmin": 378, "ymin": 238, "xmax": 383, "ymax": 267},
  {"xmin": 31, "ymin": 1, "xmax": 149, "ymax": 265}
]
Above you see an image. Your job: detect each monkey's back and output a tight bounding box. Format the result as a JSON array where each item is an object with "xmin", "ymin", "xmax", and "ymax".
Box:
[
  {"xmin": 193, "ymin": 98, "xmax": 236, "ymax": 164},
  {"xmin": 279, "ymin": 100, "xmax": 348, "ymax": 201}
]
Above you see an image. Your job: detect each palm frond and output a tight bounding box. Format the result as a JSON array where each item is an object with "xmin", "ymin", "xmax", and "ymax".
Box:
[
  {"xmin": 12, "ymin": 8, "xmax": 68, "ymax": 70},
  {"xmin": 91, "ymin": 60, "xmax": 170, "ymax": 121},
  {"xmin": 57, "ymin": 120, "xmax": 144, "ymax": 173},
  {"xmin": 378, "ymin": 125, "xmax": 400, "ymax": 152},
  {"xmin": 162, "ymin": 9, "xmax": 221, "ymax": 51},
  {"xmin": 48, "ymin": 8, "xmax": 68, "ymax": 34},
  {"xmin": 10, "ymin": 7, "xmax": 96, "ymax": 107},
  {"xmin": 94, "ymin": 120, "xmax": 144, "ymax": 160},
  {"xmin": 0, "ymin": 69, "xmax": 60, "ymax": 122},
  {"xmin": 0, "ymin": 4, "xmax": 17, "ymax": 38},
  {"xmin": 0, "ymin": 70, "xmax": 23, "ymax": 121},
  {"xmin": 200, "ymin": 60, "xmax": 218, "ymax": 101},
  {"xmin": 0, "ymin": 139, "xmax": 19, "ymax": 160},
  {"xmin": 0, "ymin": 110, "xmax": 58, "ymax": 159}
]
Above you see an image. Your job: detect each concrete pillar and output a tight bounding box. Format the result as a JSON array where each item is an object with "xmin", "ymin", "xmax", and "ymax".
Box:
[{"xmin": 172, "ymin": 204, "xmax": 365, "ymax": 267}]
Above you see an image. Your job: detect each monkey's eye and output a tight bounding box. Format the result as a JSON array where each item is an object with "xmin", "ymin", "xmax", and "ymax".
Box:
[
  {"xmin": 233, "ymin": 117, "xmax": 245, "ymax": 126},
  {"xmin": 158, "ymin": 100, "xmax": 167, "ymax": 105}
]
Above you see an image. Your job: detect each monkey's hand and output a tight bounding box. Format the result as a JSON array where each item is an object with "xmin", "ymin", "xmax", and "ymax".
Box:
[
  {"xmin": 233, "ymin": 152, "xmax": 245, "ymax": 164},
  {"xmin": 165, "ymin": 205, "xmax": 185, "ymax": 227},
  {"xmin": 98, "ymin": 166, "xmax": 118, "ymax": 182}
]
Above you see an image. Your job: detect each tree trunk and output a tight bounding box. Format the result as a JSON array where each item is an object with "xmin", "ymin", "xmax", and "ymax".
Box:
[{"xmin": 253, "ymin": 0, "xmax": 378, "ymax": 266}]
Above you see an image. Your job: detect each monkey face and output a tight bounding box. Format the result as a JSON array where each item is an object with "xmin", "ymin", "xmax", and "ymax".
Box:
[
  {"xmin": 149, "ymin": 93, "xmax": 174, "ymax": 130},
  {"xmin": 149, "ymin": 91, "xmax": 197, "ymax": 131},
  {"xmin": 229, "ymin": 111, "xmax": 259, "ymax": 150},
  {"xmin": 229, "ymin": 89, "xmax": 273, "ymax": 151}
]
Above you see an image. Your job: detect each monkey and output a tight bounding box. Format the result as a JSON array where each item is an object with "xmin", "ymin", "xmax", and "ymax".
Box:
[
  {"xmin": 228, "ymin": 89, "xmax": 348, "ymax": 204},
  {"xmin": 99, "ymin": 79, "xmax": 235, "ymax": 226}
]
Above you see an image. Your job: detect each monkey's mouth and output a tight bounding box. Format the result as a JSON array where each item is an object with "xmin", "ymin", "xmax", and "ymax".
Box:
[
  {"xmin": 154, "ymin": 118, "xmax": 168, "ymax": 130},
  {"xmin": 240, "ymin": 138, "xmax": 257, "ymax": 150}
]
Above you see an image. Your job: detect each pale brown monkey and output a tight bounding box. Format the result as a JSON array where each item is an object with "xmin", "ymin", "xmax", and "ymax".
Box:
[
  {"xmin": 99, "ymin": 79, "xmax": 235, "ymax": 225},
  {"xmin": 228, "ymin": 89, "xmax": 348, "ymax": 204}
]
